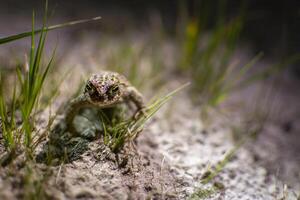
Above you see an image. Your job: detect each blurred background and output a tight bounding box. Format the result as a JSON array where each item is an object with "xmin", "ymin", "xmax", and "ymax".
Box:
[{"xmin": 1, "ymin": 0, "xmax": 299, "ymax": 71}]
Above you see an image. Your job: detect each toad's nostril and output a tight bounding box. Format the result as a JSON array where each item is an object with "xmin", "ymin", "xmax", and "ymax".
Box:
[{"xmin": 90, "ymin": 91, "xmax": 104, "ymax": 102}]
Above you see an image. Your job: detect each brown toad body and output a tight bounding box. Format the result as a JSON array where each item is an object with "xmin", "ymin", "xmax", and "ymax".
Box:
[{"xmin": 65, "ymin": 71, "xmax": 145, "ymax": 133}]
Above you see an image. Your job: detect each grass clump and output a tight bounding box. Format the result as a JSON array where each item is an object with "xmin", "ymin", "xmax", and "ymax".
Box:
[
  {"xmin": 188, "ymin": 138, "xmax": 247, "ymax": 199},
  {"xmin": 200, "ymin": 141, "xmax": 243, "ymax": 185},
  {"xmin": 0, "ymin": 3, "xmax": 101, "ymax": 164},
  {"xmin": 176, "ymin": 0, "xmax": 300, "ymax": 121},
  {"xmin": 177, "ymin": 0, "xmax": 247, "ymax": 107},
  {"xmin": 0, "ymin": 76, "xmax": 18, "ymax": 154},
  {"xmin": 0, "ymin": 9, "xmax": 53, "ymax": 163},
  {"xmin": 189, "ymin": 187, "xmax": 217, "ymax": 200},
  {"xmin": 101, "ymin": 83, "xmax": 189, "ymax": 153},
  {"xmin": 18, "ymin": 10, "xmax": 55, "ymax": 154}
]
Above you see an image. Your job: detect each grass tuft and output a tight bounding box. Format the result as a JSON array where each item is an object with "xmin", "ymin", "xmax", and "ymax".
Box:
[
  {"xmin": 18, "ymin": 7, "xmax": 55, "ymax": 153},
  {"xmin": 0, "ymin": 2, "xmax": 102, "ymax": 164},
  {"xmin": 101, "ymin": 83, "xmax": 189, "ymax": 153},
  {"xmin": 188, "ymin": 187, "xmax": 217, "ymax": 200},
  {"xmin": 0, "ymin": 75, "xmax": 18, "ymax": 151},
  {"xmin": 176, "ymin": 1, "xmax": 256, "ymax": 108}
]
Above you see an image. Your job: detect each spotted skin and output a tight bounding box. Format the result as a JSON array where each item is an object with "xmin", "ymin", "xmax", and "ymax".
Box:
[{"xmin": 65, "ymin": 71, "xmax": 145, "ymax": 134}]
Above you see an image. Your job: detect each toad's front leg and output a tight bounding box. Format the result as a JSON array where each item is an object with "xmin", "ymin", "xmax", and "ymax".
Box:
[
  {"xmin": 65, "ymin": 94, "xmax": 92, "ymax": 134},
  {"xmin": 125, "ymin": 86, "xmax": 146, "ymax": 118}
]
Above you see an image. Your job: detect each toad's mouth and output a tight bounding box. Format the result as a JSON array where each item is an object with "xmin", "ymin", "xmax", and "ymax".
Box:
[
  {"xmin": 89, "ymin": 92, "xmax": 105, "ymax": 102},
  {"xmin": 90, "ymin": 94, "xmax": 120, "ymax": 105}
]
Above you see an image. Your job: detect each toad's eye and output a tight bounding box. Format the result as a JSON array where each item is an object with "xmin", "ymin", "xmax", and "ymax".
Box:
[
  {"xmin": 107, "ymin": 85, "xmax": 119, "ymax": 99},
  {"xmin": 111, "ymin": 85, "xmax": 119, "ymax": 93},
  {"xmin": 85, "ymin": 82, "xmax": 95, "ymax": 94}
]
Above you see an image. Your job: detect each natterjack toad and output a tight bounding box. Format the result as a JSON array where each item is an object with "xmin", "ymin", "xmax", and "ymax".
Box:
[{"xmin": 65, "ymin": 71, "xmax": 145, "ymax": 134}]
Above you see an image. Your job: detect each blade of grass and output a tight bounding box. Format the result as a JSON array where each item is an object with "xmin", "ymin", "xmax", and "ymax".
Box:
[
  {"xmin": 0, "ymin": 16, "xmax": 101, "ymax": 45},
  {"xmin": 238, "ymin": 53, "xmax": 300, "ymax": 89}
]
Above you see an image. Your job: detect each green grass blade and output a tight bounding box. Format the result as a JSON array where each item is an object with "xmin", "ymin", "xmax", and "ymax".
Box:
[
  {"xmin": 201, "ymin": 139, "xmax": 245, "ymax": 184},
  {"xmin": 40, "ymin": 47, "xmax": 56, "ymax": 89},
  {"xmin": 29, "ymin": 11, "xmax": 35, "ymax": 72},
  {"xmin": 0, "ymin": 16, "xmax": 101, "ymax": 45},
  {"xmin": 239, "ymin": 53, "xmax": 300, "ymax": 89},
  {"xmin": 9, "ymin": 81, "xmax": 17, "ymax": 129},
  {"xmin": 225, "ymin": 52, "xmax": 263, "ymax": 92}
]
